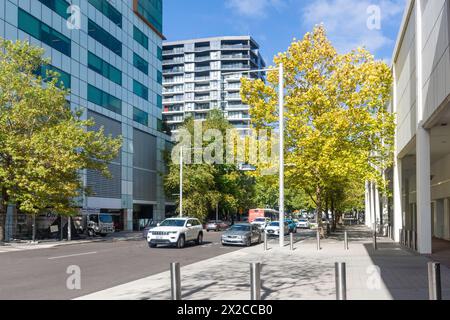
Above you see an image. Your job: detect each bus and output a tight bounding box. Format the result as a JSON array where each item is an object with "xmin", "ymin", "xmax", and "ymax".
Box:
[{"xmin": 248, "ymin": 208, "xmax": 279, "ymax": 223}]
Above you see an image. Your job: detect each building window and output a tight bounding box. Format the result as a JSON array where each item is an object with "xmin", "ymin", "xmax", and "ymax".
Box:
[
  {"xmin": 88, "ymin": 0, "xmax": 122, "ymax": 28},
  {"xmin": 88, "ymin": 52, "xmax": 122, "ymax": 85},
  {"xmin": 18, "ymin": 9, "xmax": 71, "ymax": 57},
  {"xmin": 36, "ymin": 64, "xmax": 71, "ymax": 89},
  {"xmin": 133, "ymin": 53, "xmax": 149, "ymax": 75},
  {"xmin": 88, "ymin": 19, "xmax": 122, "ymax": 57},
  {"xmin": 157, "ymin": 46, "xmax": 163, "ymax": 61},
  {"xmin": 87, "ymin": 84, "xmax": 122, "ymax": 114},
  {"xmin": 133, "ymin": 107, "xmax": 148, "ymax": 126},
  {"xmin": 38, "ymin": 0, "xmax": 70, "ymax": 19},
  {"xmin": 133, "ymin": 26, "xmax": 149, "ymax": 50},
  {"xmin": 135, "ymin": 0, "xmax": 163, "ymax": 35},
  {"xmin": 133, "ymin": 80, "xmax": 149, "ymax": 101},
  {"xmin": 157, "ymin": 71, "xmax": 163, "ymax": 85},
  {"xmin": 156, "ymin": 94, "xmax": 162, "ymax": 109}
]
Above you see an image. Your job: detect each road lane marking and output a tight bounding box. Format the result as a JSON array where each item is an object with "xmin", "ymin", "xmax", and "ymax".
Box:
[{"xmin": 48, "ymin": 251, "xmax": 97, "ymax": 260}]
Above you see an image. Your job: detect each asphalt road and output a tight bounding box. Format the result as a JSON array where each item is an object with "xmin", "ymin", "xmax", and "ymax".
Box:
[
  {"xmin": 0, "ymin": 231, "xmax": 243, "ymax": 300},
  {"xmin": 0, "ymin": 228, "xmax": 316, "ymax": 300}
]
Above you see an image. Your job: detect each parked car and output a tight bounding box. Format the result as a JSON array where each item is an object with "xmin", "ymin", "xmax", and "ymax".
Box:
[
  {"xmin": 297, "ymin": 218, "xmax": 310, "ymax": 229},
  {"xmin": 221, "ymin": 223, "xmax": 261, "ymax": 247},
  {"xmin": 251, "ymin": 217, "xmax": 271, "ymax": 230},
  {"xmin": 265, "ymin": 221, "xmax": 289, "ymax": 237},
  {"xmin": 142, "ymin": 220, "xmax": 160, "ymax": 238},
  {"xmin": 206, "ymin": 220, "xmax": 229, "ymax": 232},
  {"xmin": 147, "ymin": 217, "xmax": 203, "ymax": 249},
  {"xmin": 285, "ymin": 219, "xmax": 297, "ymax": 233}
]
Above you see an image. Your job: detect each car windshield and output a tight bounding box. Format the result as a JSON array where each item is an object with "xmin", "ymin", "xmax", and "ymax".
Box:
[
  {"xmin": 229, "ymin": 225, "xmax": 250, "ymax": 232},
  {"xmin": 99, "ymin": 214, "xmax": 113, "ymax": 223},
  {"xmin": 269, "ymin": 222, "xmax": 279, "ymax": 227},
  {"xmin": 160, "ymin": 219, "xmax": 186, "ymax": 227}
]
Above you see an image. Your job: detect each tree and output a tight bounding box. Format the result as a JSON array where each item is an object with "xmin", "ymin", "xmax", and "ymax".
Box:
[
  {"xmin": 0, "ymin": 39, "xmax": 122, "ymax": 242},
  {"xmin": 164, "ymin": 110, "xmax": 255, "ymax": 221},
  {"xmin": 241, "ymin": 26, "xmax": 394, "ymax": 230}
]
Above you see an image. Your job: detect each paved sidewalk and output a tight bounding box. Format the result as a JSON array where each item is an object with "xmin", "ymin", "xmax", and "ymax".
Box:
[
  {"xmin": 76, "ymin": 225, "xmax": 450, "ymax": 300},
  {"xmin": 0, "ymin": 231, "xmax": 142, "ymax": 253}
]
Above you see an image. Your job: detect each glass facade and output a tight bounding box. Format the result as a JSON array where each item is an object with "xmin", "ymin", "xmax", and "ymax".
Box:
[
  {"xmin": 133, "ymin": 26, "xmax": 149, "ymax": 49},
  {"xmin": 38, "ymin": 0, "xmax": 70, "ymax": 19},
  {"xmin": 133, "ymin": 80, "xmax": 149, "ymax": 101},
  {"xmin": 133, "ymin": 53, "xmax": 149, "ymax": 75},
  {"xmin": 88, "ymin": 19, "xmax": 122, "ymax": 57},
  {"xmin": 37, "ymin": 64, "xmax": 71, "ymax": 89},
  {"xmin": 88, "ymin": 0, "xmax": 122, "ymax": 28},
  {"xmin": 18, "ymin": 9, "xmax": 71, "ymax": 57},
  {"xmin": 136, "ymin": 0, "xmax": 163, "ymax": 35},
  {"xmin": 157, "ymin": 46, "xmax": 163, "ymax": 61},
  {"xmin": 88, "ymin": 52, "xmax": 122, "ymax": 85},
  {"xmin": 156, "ymin": 94, "xmax": 162, "ymax": 108},
  {"xmin": 2, "ymin": 0, "xmax": 169, "ymax": 231},
  {"xmin": 157, "ymin": 71, "xmax": 163, "ymax": 85},
  {"xmin": 133, "ymin": 107, "xmax": 149, "ymax": 126},
  {"xmin": 87, "ymin": 84, "xmax": 122, "ymax": 114}
]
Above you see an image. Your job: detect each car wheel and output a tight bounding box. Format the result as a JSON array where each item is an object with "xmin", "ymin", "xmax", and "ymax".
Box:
[
  {"xmin": 196, "ymin": 232, "xmax": 203, "ymax": 245},
  {"xmin": 246, "ymin": 238, "xmax": 252, "ymax": 247},
  {"xmin": 177, "ymin": 235, "xmax": 185, "ymax": 249},
  {"xmin": 87, "ymin": 229, "xmax": 95, "ymax": 237},
  {"xmin": 207, "ymin": 229, "xmax": 210, "ymax": 232},
  {"xmin": 148, "ymin": 242, "xmax": 157, "ymax": 248}
]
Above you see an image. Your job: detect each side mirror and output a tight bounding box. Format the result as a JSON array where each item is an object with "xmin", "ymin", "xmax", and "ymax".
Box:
[{"xmin": 187, "ymin": 224, "xmax": 192, "ymax": 228}]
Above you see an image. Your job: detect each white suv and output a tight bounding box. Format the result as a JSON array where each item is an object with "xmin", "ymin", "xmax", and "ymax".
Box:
[{"xmin": 147, "ymin": 218, "xmax": 204, "ymax": 249}]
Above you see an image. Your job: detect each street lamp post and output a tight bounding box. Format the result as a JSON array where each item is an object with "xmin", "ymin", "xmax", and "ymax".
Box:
[
  {"xmin": 221, "ymin": 64, "xmax": 285, "ymax": 247},
  {"xmin": 278, "ymin": 63, "xmax": 285, "ymax": 248},
  {"xmin": 179, "ymin": 146, "xmax": 183, "ymax": 218}
]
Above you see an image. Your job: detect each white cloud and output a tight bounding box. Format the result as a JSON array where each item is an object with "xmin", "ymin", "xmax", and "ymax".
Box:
[
  {"xmin": 302, "ymin": 0, "xmax": 406, "ymax": 54},
  {"xmin": 227, "ymin": 0, "xmax": 286, "ymax": 18}
]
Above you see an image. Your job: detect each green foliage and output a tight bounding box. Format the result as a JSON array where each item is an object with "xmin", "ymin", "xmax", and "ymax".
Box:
[
  {"xmin": 0, "ymin": 39, "xmax": 122, "ymax": 241},
  {"xmin": 164, "ymin": 110, "xmax": 255, "ymax": 222},
  {"xmin": 241, "ymin": 26, "xmax": 395, "ymax": 223}
]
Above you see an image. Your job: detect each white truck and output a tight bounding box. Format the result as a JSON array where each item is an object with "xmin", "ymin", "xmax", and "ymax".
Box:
[{"xmin": 77, "ymin": 213, "xmax": 115, "ymax": 237}]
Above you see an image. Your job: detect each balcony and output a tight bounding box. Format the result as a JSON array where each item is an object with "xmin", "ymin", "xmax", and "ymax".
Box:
[
  {"xmin": 221, "ymin": 54, "xmax": 250, "ymax": 60},
  {"xmin": 164, "ymin": 67, "xmax": 184, "ymax": 74},
  {"xmin": 226, "ymin": 94, "xmax": 241, "ymax": 100},
  {"xmin": 163, "ymin": 96, "xmax": 184, "ymax": 103},
  {"xmin": 195, "ymin": 104, "xmax": 210, "ymax": 111},
  {"xmin": 194, "ymin": 85, "xmax": 210, "ymax": 91},
  {"xmin": 163, "ymin": 58, "xmax": 184, "ymax": 65},
  {"xmin": 221, "ymin": 44, "xmax": 250, "ymax": 50},
  {"xmin": 222, "ymin": 64, "xmax": 250, "ymax": 70},
  {"xmin": 194, "ymin": 66, "xmax": 211, "ymax": 72},
  {"xmin": 194, "ymin": 95, "xmax": 211, "ymax": 101},
  {"xmin": 163, "ymin": 48, "xmax": 184, "ymax": 55},
  {"xmin": 163, "ymin": 106, "xmax": 183, "ymax": 113},
  {"xmin": 195, "ymin": 56, "xmax": 211, "ymax": 62},
  {"xmin": 226, "ymin": 104, "xmax": 248, "ymax": 110},
  {"xmin": 195, "ymin": 46, "xmax": 211, "ymax": 52},
  {"xmin": 194, "ymin": 76, "xmax": 211, "ymax": 82},
  {"xmin": 163, "ymin": 88, "xmax": 184, "ymax": 94}
]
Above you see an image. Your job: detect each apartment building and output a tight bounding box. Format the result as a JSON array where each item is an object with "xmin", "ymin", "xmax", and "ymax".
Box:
[
  {"xmin": 161, "ymin": 36, "xmax": 266, "ymax": 135},
  {"xmin": 0, "ymin": 0, "xmax": 172, "ymax": 238}
]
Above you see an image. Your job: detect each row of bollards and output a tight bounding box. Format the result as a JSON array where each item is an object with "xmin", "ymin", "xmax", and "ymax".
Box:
[
  {"xmin": 170, "ymin": 259, "xmax": 443, "ymax": 300},
  {"xmin": 400, "ymin": 228, "xmax": 418, "ymax": 251}
]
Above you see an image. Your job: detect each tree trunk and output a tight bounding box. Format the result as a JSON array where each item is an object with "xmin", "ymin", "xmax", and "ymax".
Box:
[
  {"xmin": 0, "ymin": 188, "xmax": 9, "ymax": 243},
  {"xmin": 316, "ymin": 185, "xmax": 323, "ymax": 236},
  {"xmin": 331, "ymin": 196, "xmax": 337, "ymax": 232}
]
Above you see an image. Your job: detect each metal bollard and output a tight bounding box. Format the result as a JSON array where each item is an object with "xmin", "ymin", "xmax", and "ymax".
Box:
[
  {"xmin": 290, "ymin": 232, "xmax": 294, "ymax": 251},
  {"xmin": 316, "ymin": 229, "xmax": 321, "ymax": 251},
  {"xmin": 344, "ymin": 231, "xmax": 349, "ymax": 250},
  {"xmin": 250, "ymin": 262, "xmax": 261, "ymax": 300},
  {"xmin": 407, "ymin": 230, "xmax": 411, "ymax": 248},
  {"xmin": 335, "ymin": 262, "xmax": 347, "ymax": 300},
  {"xmin": 428, "ymin": 262, "xmax": 442, "ymax": 300},
  {"xmin": 170, "ymin": 262, "xmax": 181, "ymax": 300},
  {"xmin": 373, "ymin": 229, "xmax": 378, "ymax": 250},
  {"xmin": 263, "ymin": 232, "xmax": 268, "ymax": 251},
  {"xmin": 412, "ymin": 231, "xmax": 416, "ymax": 251}
]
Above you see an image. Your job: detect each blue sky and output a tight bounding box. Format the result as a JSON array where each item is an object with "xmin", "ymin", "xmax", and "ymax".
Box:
[{"xmin": 163, "ymin": 0, "xmax": 407, "ymax": 65}]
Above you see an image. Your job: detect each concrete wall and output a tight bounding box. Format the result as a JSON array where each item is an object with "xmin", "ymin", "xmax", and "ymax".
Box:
[{"xmin": 395, "ymin": 4, "xmax": 417, "ymax": 152}]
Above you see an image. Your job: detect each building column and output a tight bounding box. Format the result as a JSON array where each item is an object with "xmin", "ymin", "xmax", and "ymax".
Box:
[
  {"xmin": 444, "ymin": 198, "xmax": 450, "ymax": 240},
  {"xmin": 125, "ymin": 208, "xmax": 133, "ymax": 232},
  {"xmin": 416, "ymin": 127, "xmax": 432, "ymax": 254},
  {"xmin": 393, "ymin": 157, "xmax": 403, "ymax": 242}
]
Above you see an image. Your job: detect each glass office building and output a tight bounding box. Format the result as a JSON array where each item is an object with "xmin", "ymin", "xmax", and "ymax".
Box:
[{"xmin": 0, "ymin": 0, "xmax": 171, "ymax": 237}]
